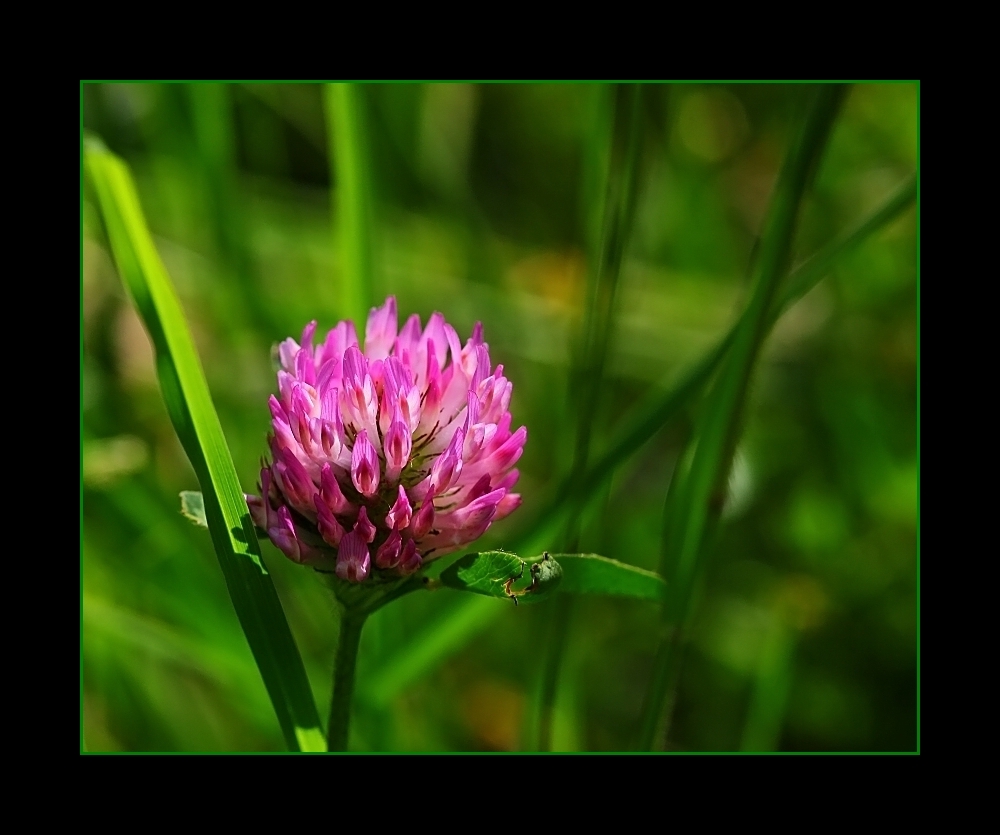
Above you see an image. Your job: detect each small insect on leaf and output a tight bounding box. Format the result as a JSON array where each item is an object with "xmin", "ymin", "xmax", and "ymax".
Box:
[
  {"xmin": 503, "ymin": 560, "xmax": 526, "ymax": 605},
  {"xmin": 180, "ymin": 490, "xmax": 208, "ymax": 528},
  {"xmin": 439, "ymin": 551, "xmax": 563, "ymax": 604},
  {"xmin": 520, "ymin": 552, "xmax": 562, "ymax": 601}
]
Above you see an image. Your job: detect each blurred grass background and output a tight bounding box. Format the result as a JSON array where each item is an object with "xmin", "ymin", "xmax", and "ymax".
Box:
[{"xmin": 82, "ymin": 82, "xmax": 917, "ymax": 752}]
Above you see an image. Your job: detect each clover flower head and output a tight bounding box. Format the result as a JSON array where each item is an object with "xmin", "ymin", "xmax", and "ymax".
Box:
[{"xmin": 246, "ymin": 297, "xmax": 526, "ymax": 583}]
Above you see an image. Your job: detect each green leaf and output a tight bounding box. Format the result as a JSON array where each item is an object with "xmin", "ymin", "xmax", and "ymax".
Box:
[
  {"xmin": 180, "ymin": 490, "xmax": 208, "ymax": 528},
  {"xmin": 440, "ymin": 551, "xmax": 562, "ymax": 605},
  {"xmin": 85, "ymin": 147, "xmax": 325, "ymax": 753},
  {"xmin": 552, "ymin": 554, "xmax": 665, "ymax": 602}
]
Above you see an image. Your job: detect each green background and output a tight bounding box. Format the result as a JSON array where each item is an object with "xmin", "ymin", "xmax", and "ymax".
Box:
[{"xmin": 82, "ymin": 82, "xmax": 917, "ymax": 752}]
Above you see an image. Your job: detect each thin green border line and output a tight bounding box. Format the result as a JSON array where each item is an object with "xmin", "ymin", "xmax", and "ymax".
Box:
[
  {"xmin": 80, "ymin": 81, "xmax": 87, "ymax": 755},
  {"xmin": 914, "ymin": 79, "xmax": 921, "ymax": 755}
]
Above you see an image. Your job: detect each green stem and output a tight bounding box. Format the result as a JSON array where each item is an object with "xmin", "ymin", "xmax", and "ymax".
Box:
[
  {"xmin": 537, "ymin": 594, "xmax": 574, "ymax": 752},
  {"xmin": 531, "ymin": 84, "xmax": 643, "ymax": 753},
  {"xmin": 637, "ymin": 625, "xmax": 681, "ymax": 750},
  {"xmin": 637, "ymin": 440, "xmax": 693, "ymax": 750},
  {"xmin": 327, "ymin": 612, "xmax": 366, "ymax": 752},
  {"xmin": 324, "ymin": 83, "xmax": 374, "ymax": 326}
]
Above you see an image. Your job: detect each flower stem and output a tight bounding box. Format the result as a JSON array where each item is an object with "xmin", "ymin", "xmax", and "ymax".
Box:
[
  {"xmin": 536, "ymin": 593, "xmax": 574, "ymax": 751},
  {"xmin": 636, "ymin": 625, "xmax": 682, "ymax": 750},
  {"xmin": 327, "ymin": 611, "xmax": 366, "ymax": 752}
]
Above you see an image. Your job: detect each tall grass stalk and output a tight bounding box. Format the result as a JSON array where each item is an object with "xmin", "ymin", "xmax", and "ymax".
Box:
[
  {"xmin": 541, "ymin": 174, "xmax": 917, "ymax": 545},
  {"xmin": 534, "ymin": 84, "xmax": 644, "ymax": 751},
  {"xmin": 186, "ymin": 84, "xmax": 277, "ymax": 337},
  {"xmin": 324, "ymin": 83, "xmax": 374, "ymax": 326},
  {"xmin": 637, "ymin": 84, "xmax": 849, "ymax": 750}
]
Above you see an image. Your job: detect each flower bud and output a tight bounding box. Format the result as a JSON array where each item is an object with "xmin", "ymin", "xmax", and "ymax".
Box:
[
  {"xmin": 335, "ymin": 531, "xmax": 371, "ymax": 583},
  {"xmin": 350, "ymin": 429, "xmax": 380, "ymax": 498},
  {"xmin": 375, "ymin": 529, "xmax": 403, "ymax": 570}
]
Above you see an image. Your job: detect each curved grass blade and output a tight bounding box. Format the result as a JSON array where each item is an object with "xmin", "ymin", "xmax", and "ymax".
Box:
[
  {"xmin": 637, "ymin": 85, "xmax": 849, "ymax": 750},
  {"xmin": 518, "ymin": 173, "xmax": 916, "ymax": 539},
  {"xmin": 553, "ymin": 553, "xmax": 665, "ymax": 601},
  {"xmin": 780, "ymin": 172, "xmax": 916, "ymax": 304},
  {"xmin": 564, "ymin": 173, "xmax": 917, "ymax": 522},
  {"xmin": 85, "ymin": 146, "xmax": 325, "ymax": 752},
  {"xmin": 440, "ymin": 551, "xmax": 562, "ymax": 605},
  {"xmin": 662, "ymin": 84, "xmax": 849, "ymax": 596}
]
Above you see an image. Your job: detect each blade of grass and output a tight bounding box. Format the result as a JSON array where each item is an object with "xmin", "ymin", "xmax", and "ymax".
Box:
[
  {"xmin": 739, "ymin": 615, "xmax": 796, "ymax": 752},
  {"xmin": 324, "ymin": 83, "xmax": 374, "ymax": 326},
  {"xmin": 570, "ymin": 84, "xmax": 643, "ymax": 491},
  {"xmin": 526, "ymin": 171, "xmax": 916, "ymax": 548},
  {"xmin": 85, "ymin": 144, "xmax": 325, "ymax": 753},
  {"xmin": 536, "ymin": 84, "xmax": 645, "ymax": 752},
  {"xmin": 781, "ymin": 171, "xmax": 916, "ymax": 303},
  {"xmin": 637, "ymin": 84, "xmax": 849, "ymax": 750},
  {"xmin": 186, "ymin": 83, "xmax": 277, "ymax": 336}
]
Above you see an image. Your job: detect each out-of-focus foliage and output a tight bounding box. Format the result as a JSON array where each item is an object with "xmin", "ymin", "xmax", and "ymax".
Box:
[{"xmin": 82, "ymin": 82, "xmax": 917, "ymax": 752}]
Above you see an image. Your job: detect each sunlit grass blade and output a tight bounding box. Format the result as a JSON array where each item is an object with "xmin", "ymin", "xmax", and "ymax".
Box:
[
  {"xmin": 324, "ymin": 83, "xmax": 374, "ymax": 325},
  {"xmin": 85, "ymin": 145, "xmax": 325, "ymax": 753},
  {"xmin": 637, "ymin": 85, "xmax": 849, "ymax": 750}
]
